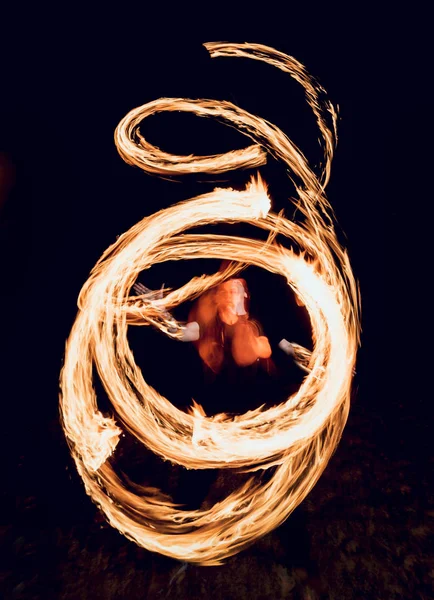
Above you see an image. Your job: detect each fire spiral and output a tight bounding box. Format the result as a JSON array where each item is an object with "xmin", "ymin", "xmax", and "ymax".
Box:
[{"xmin": 59, "ymin": 42, "xmax": 360, "ymax": 566}]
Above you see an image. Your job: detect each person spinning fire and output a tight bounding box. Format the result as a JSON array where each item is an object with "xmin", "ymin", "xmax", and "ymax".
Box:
[
  {"xmin": 133, "ymin": 275, "xmax": 298, "ymax": 380},
  {"xmin": 186, "ymin": 278, "xmax": 272, "ymax": 375}
]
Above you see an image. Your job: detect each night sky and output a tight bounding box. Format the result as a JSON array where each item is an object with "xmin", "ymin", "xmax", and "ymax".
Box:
[{"xmin": 2, "ymin": 15, "xmax": 432, "ymax": 600}]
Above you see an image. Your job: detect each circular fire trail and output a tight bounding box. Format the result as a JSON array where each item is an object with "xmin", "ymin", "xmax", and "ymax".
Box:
[{"xmin": 59, "ymin": 42, "xmax": 360, "ymax": 565}]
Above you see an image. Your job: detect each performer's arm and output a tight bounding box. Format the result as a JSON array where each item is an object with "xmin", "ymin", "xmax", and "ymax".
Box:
[{"xmin": 231, "ymin": 321, "xmax": 272, "ymax": 367}]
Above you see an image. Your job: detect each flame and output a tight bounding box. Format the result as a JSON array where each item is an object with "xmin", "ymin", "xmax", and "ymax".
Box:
[{"xmin": 59, "ymin": 42, "xmax": 360, "ymax": 566}]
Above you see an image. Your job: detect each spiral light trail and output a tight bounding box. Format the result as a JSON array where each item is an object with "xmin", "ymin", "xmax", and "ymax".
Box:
[{"xmin": 59, "ymin": 42, "xmax": 360, "ymax": 565}]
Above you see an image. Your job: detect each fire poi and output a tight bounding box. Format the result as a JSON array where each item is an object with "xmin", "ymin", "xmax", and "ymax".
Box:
[{"xmin": 59, "ymin": 42, "xmax": 360, "ymax": 565}]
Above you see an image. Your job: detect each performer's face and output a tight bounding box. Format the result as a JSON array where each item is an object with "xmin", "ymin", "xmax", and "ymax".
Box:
[{"xmin": 216, "ymin": 280, "xmax": 248, "ymax": 325}]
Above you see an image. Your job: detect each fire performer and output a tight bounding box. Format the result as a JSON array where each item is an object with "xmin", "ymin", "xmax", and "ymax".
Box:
[
  {"xmin": 187, "ymin": 277, "xmax": 272, "ymax": 375},
  {"xmin": 132, "ymin": 276, "xmax": 299, "ymax": 385}
]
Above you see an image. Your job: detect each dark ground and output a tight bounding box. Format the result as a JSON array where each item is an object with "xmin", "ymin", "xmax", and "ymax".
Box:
[
  {"xmin": 6, "ymin": 400, "xmax": 434, "ymax": 599},
  {"xmin": 2, "ymin": 14, "xmax": 432, "ymax": 600}
]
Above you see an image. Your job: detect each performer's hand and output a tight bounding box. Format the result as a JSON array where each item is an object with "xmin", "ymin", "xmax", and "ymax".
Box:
[
  {"xmin": 180, "ymin": 321, "xmax": 200, "ymax": 342},
  {"xmin": 278, "ymin": 338, "xmax": 295, "ymax": 358}
]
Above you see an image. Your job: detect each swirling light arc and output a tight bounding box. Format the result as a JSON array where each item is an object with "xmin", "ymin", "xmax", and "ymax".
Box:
[{"xmin": 59, "ymin": 42, "xmax": 360, "ymax": 566}]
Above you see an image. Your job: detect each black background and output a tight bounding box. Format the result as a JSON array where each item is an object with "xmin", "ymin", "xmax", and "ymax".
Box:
[{"xmin": 2, "ymin": 11, "xmax": 431, "ymax": 600}]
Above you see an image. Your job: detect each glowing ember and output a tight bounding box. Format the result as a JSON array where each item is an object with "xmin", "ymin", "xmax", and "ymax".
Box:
[{"xmin": 59, "ymin": 42, "xmax": 360, "ymax": 565}]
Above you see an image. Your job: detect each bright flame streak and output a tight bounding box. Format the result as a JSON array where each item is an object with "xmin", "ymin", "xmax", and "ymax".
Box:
[{"xmin": 59, "ymin": 42, "xmax": 360, "ymax": 566}]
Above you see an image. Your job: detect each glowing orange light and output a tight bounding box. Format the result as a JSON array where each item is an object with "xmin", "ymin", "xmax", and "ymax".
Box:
[{"xmin": 59, "ymin": 42, "xmax": 360, "ymax": 566}]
